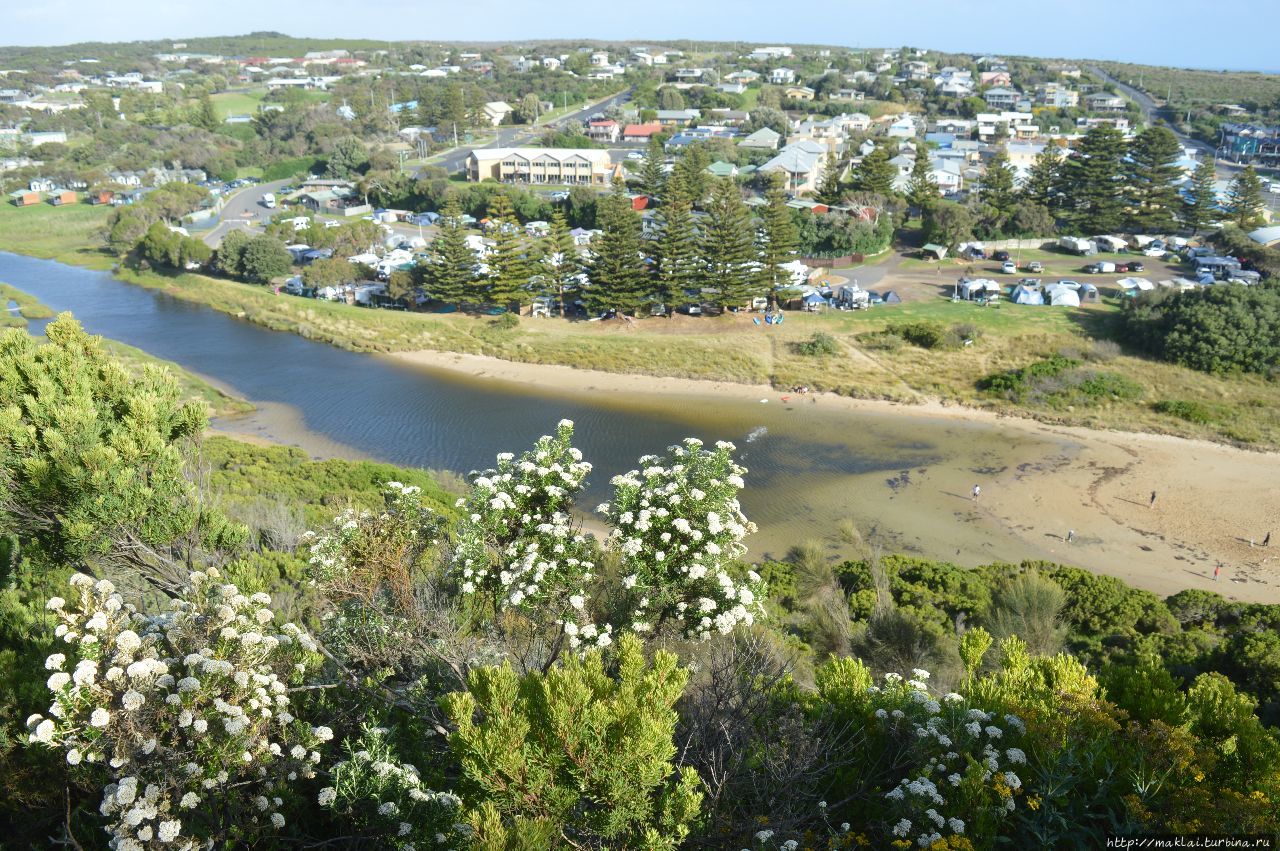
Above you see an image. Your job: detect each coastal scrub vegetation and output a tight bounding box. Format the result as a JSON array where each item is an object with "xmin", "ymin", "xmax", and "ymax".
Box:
[{"xmin": 3, "ymin": 315, "xmax": 1280, "ymax": 848}]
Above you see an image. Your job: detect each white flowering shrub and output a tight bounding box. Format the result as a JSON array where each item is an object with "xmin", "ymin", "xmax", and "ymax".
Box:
[
  {"xmin": 814, "ymin": 660, "xmax": 1027, "ymax": 849},
  {"xmin": 600, "ymin": 438, "xmax": 764, "ymax": 640},
  {"xmin": 27, "ymin": 569, "xmax": 327, "ymax": 850},
  {"xmin": 451, "ymin": 420, "xmax": 600, "ymax": 636},
  {"xmin": 316, "ymin": 725, "xmax": 462, "ymax": 849}
]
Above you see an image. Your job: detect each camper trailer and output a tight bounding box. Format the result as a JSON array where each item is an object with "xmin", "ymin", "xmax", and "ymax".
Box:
[
  {"xmin": 1058, "ymin": 236, "xmax": 1096, "ymax": 256},
  {"xmin": 835, "ymin": 284, "xmax": 870, "ymax": 310}
]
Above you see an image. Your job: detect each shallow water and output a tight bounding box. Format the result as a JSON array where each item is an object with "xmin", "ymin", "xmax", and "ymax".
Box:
[{"xmin": 0, "ymin": 252, "xmax": 1071, "ymax": 562}]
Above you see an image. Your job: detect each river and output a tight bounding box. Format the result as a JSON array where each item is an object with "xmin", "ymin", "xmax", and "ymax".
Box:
[{"xmin": 0, "ymin": 251, "xmax": 1074, "ymax": 563}]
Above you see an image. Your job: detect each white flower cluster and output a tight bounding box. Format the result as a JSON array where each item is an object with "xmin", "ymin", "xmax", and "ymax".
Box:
[
  {"xmin": 872, "ymin": 670, "xmax": 1025, "ymax": 848},
  {"xmin": 28, "ymin": 570, "xmax": 327, "ymax": 850},
  {"xmin": 452, "ymin": 420, "xmax": 601, "ymax": 639},
  {"xmin": 601, "ymin": 438, "xmax": 763, "ymax": 640},
  {"xmin": 317, "ymin": 726, "xmax": 462, "ymax": 850}
]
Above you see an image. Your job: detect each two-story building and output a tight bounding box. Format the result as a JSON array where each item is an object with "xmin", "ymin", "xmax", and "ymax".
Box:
[{"xmin": 466, "ymin": 148, "xmax": 618, "ymax": 185}]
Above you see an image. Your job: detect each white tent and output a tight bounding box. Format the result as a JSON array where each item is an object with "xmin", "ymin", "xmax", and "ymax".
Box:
[
  {"xmin": 1046, "ymin": 287, "xmax": 1080, "ymax": 307},
  {"xmin": 958, "ymin": 278, "xmax": 1001, "ymax": 300},
  {"xmin": 1011, "ymin": 284, "xmax": 1044, "ymax": 305},
  {"xmin": 1117, "ymin": 276, "xmax": 1154, "ymax": 292}
]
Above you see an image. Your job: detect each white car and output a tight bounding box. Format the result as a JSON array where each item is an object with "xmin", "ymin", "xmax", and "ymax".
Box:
[
  {"xmin": 625, "ymin": 151, "xmax": 645, "ymax": 161},
  {"xmin": 1143, "ymin": 247, "xmax": 1166, "ymax": 257},
  {"xmin": 1000, "ymin": 261, "xmax": 1016, "ymax": 275}
]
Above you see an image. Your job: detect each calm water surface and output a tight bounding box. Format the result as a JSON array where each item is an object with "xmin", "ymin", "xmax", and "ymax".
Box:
[{"xmin": 0, "ymin": 252, "xmax": 1067, "ymax": 560}]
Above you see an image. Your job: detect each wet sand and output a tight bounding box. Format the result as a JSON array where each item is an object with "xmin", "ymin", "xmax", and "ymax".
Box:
[{"xmin": 389, "ymin": 349, "xmax": 1280, "ymax": 604}]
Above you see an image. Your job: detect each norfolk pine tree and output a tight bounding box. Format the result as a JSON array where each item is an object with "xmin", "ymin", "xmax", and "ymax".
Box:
[
  {"xmin": 482, "ymin": 193, "xmax": 532, "ymax": 310},
  {"xmin": 1125, "ymin": 126, "xmax": 1184, "ymax": 233},
  {"xmin": 1184, "ymin": 159, "xmax": 1220, "ymax": 235},
  {"xmin": 427, "ymin": 198, "xmax": 478, "ymax": 307},
  {"xmin": 758, "ymin": 172, "xmax": 800, "ymax": 295},
  {"xmin": 674, "ymin": 144, "xmax": 711, "ymax": 207},
  {"xmin": 817, "ymin": 152, "xmax": 844, "ymax": 205},
  {"xmin": 639, "ymin": 136, "xmax": 667, "ymax": 203},
  {"xmin": 906, "ymin": 151, "xmax": 939, "ymax": 214},
  {"xmin": 1061, "ymin": 125, "xmax": 1128, "ymax": 234},
  {"xmin": 1021, "ymin": 143, "xmax": 1066, "ymax": 211},
  {"xmin": 980, "ymin": 147, "xmax": 1017, "ymax": 223},
  {"xmin": 850, "ymin": 144, "xmax": 896, "ymax": 195},
  {"xmin": 538, "ymin": 210, "xmax": 581, "ymax": 316},
  {"xmin": 584, "ymin": 182, "xmax": 651, "ymax": 316},
  {"xmin": 700, "ymin": 178, "xmax": 762, "ymax": 309},
  {"xmin": 1226, "ymin": 165, "xmax": 1266, "ymax": 229},
  {"xmin": 653, "ymin": 170, "xmax": 701, "ymax": 311}
]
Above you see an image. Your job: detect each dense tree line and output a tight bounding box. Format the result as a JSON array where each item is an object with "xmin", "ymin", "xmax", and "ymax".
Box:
[{"xmin": 1121, "ymin": 283, "xmax": 1280, "ymax": 375}]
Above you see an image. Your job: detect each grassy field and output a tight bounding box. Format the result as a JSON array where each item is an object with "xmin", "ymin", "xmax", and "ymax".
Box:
[
  {"xmin": 0, "ymin": 281, "xmax": 56, "ymax": 326},
  {"xmin": 210, "ymin": 89, "xmax": 267, "ymax": 119},
  {"xmin": 0, "ymin": 201, "xmax": 115, "ymax": 269}
]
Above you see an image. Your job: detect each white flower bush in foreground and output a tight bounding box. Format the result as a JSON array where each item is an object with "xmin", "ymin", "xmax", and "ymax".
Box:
[
  {"xmin": 451, "ymin": 420, "xmax": 601, "ymax": 639},
  {"xmin": 27, "ymin": 569, "xmax": 327, "ymax": 850},
  {"xmin": 869, "ymin": 670, "xmax": 1027, "ymax": 848},
  {"xmin": 601, "ymin": 438, "xmax": 764, "ymax": 640},
  {"xmin": 316, "ymin": 725, "xmax": 463, "ymax": 849}
]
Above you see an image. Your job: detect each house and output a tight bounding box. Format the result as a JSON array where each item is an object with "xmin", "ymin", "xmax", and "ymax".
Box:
[
  {"xmin": 89, "ymin": 189, "xmax": 115, "ymax": 205},
  {"xmin": 748, "ymin": 46, "xmax": 793, "ymax": 61},
  {"xmin": 706, "ymin": 161, "xmax": 738, "ymax": 178},
  {"xmin": 48, "ymin": 189, "xmax": 76, "ymax": 205},
  {"xmin": 1035, "ymin": 82, "xmax": 1079, "ymax": 108},
  {"xmin": 8, "ymin": 189, "xmax": 40, "ymax": 206},
  {"xmin": 482, "ymin": 101, "xmax": 514, "ymax": 125},
  {"xmin": 1220, "ymin": 123, "xmax": 1280, "ymax": 166},
  {"xmin": 25, "ymin": 130, "xmax": 68, "ymax": 146},
  {"xmin": 886, "ymin": 115, "xmax": 918, "ymax": 138},
  {"xmin": 725, "ymin": 70, "xmax": 761, "ymax": 84},
  {"xmin": 785, "ymin": 86, "xmax": 816, "ymax": 101},
  {"xmin": 590, "ymin": 52, "xmax": 610, "ymax": 66},
  {"xmin": 587, "ymin": 119, "xmax": 619, "ymax": 144},
  {"xmin": 768, "ymin": 68, "xmax": 796, "ymax": 85},
  {"xmin": 1247, "ymin": 225, "xmax": 1280, "ymax": 248},
  {"xmin": 1075, "ymin": 116, "xmax": 1131, "ymax": 133},
  {"xmin": 465, "ymin": 147, "xmax": 617, "ymax": 185},
  {"xmin": 738, "ymin": 127, "xmax": 781, "ymax": 151},
  {"xmin": 759, "ymin": 140, "xmax": 828, "ymax": 193},
  {"xmin": 983, "ymin": 87, "xmax": 1021, "ymax": 109},
  {"xmin": 829, "ymin": 88, "xmax": 865, "ymax": 102},
  {"xmin": 717, "ymin": 82, "xmax": 747, "ymax": 95},
  {"xmin": 655, "ymin": 109, "xmax": 701, "ymax": 128},
  {"xmin": 622, "ymin": 122, "xmax": 664, "ymax": 142},
  {"xmin": 1085, "ymin": 93, "xmax": 1126, "ymax": 113},
  {"xmin": 705, "ymin": 109, "xmax": 751, "ymax": 126},
  {"xmin": 979, "ymin": 71, "xmax": 1012, "ymax": 88},
  {"xmin": 673, "ymin": 68, "xmax": 710, "ymax": 82}
]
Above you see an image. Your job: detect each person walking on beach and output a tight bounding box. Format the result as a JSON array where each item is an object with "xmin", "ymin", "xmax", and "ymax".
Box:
[
  {"xmin": 972, "ymin": 484, "xmax": 981, "ymax": 502},
  {"xmin": 1149, "ymin": 491, "xmax": 1157, "ymax": 509},
  {"xmin": 1066, "ymin": 530, "xmax": 1075, "ymax": 544},
  {"xmin": 1214, "ymin": 564, "xmax": 1223, "ymax": 581},
  {"xmin": 1264, "ymin": 531, "xmax": 1272, "ymax": 548}
]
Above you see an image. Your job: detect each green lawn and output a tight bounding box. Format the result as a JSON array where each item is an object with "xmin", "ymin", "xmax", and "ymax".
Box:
[
  {"xmin": 0, "ymin": 201, "xmax": 114, "ymax": 269},
  {"xmin": 210, "ymin": 89, "xmax": 267, "ymax": 119}
]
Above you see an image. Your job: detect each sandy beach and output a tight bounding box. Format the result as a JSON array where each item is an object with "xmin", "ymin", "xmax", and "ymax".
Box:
[{"xmin": 389, "ymin": 348, "xmax": 1280, "ymax": 604}]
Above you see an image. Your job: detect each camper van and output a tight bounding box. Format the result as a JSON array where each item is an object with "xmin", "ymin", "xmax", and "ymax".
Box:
[
  {"xmin": 262, "ymin": 193, "xmax": 276, "ymax": 209},
  {"xmin": 1058, "ymin": 236, "xmax": 1096, "ymax": 256}
]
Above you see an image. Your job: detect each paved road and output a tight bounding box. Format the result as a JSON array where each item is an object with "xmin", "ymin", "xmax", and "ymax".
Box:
[
  {"xmin": 1088, "ymin": 65, "xmax": 1215, "ymax": 156},
  {"xmin": 424, "ymin": 88, "xmax": 633, "ymax": 176},
  {"xmin": 199, "ymin": 178, "xmax": 293, "ymax": 248}
]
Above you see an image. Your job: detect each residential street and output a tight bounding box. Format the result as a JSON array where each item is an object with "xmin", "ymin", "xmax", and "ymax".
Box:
[{"xmin": 198, "ymin": 178, "xmax": 293, "ymax": 247}]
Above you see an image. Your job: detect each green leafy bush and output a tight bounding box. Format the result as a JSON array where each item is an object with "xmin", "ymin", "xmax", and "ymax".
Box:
[
  {"xmin": 795, "ymin": 331, "xmax": 840, "ymax": 357},
  {"xmin": 1153, "ymin": 399, "xmax": 1218, "ymax": 425}
]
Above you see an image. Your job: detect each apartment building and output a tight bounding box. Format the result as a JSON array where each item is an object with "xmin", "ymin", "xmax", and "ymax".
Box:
[{"xmin": 466, "ymin": 148, "xmax": 618, "ymax": 185}]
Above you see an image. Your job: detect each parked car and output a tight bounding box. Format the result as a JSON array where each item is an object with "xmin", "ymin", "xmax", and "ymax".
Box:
[
  {"xmin": 1118, "ymin": 261, "xmax": 1145, "ymax": 273},
  {"xmin": 1025, "ymin": 261, "xmax": 1044, "ymax": 273},
  {"xmin": 1000, "ymin": 261, "xmax": 1017, "ymax": 275},
  {"xmin": 961, "ymin": 246, "xmax": 986, "ymax": 260},
  {"xmin": 1084, "ymin": 261, "xmax": 1116, "ymax": 274},
  {"xmin": 993, "ymin": 250, "xmax": 1011, "ymax": 262},
  {"xmin": 625, "ymin": 151, "xmax": 645, "ymax": 161},
  {"xmin": 1144, "ymin": 247, "xmax": 1166, "ymax": 257}
]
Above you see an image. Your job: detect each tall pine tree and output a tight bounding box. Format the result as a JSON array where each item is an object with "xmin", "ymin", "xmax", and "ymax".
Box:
[
  {"xmin": 584, "ymin": 182, "xmax": 651, "ymax": 316},
  {"xmin": 639, "ymin": 137, "xmax": 667, "ymax": 203},
  {"xmin": 700, "ymin": 178, "xmax": 763, "ymax": 309},
  {"xmin": 1226, "ymin": 165, "xmax": 1266, "ymax": 229},
  {"xmin": 675, "ymin": 144, "xmax": 712, "ymax": 208},
  {"xmin": 979, "ymin": 147, "xmax": 1017, "ymax": 222},
  {"xmin": 652, "ymin": 170, "xmax": 702, "ymax": 312},
  {"xmin": 817, "ymin": 152, "xmax": 844, "ymax": 205},
  {"xmin": 483, "ymin": 193, "xmax": 531, "ymax": 310},
  {"xmin": 1183, "ymin": 159, "xmax": 1220, "ymax": 235},
  {"xmin": 1061, "ymin": 125, "xmax": 1128, "ymax": 234},
  {"xmin": 905, "ymin": 152, "xmax": 938, "ymax": 214},
  {"xmin": 1125, "ymin": 126, "xmax": 1184, "ymax": 233},
  {"xmin": 850, "ymin": 145, "xmax": 896, "ymax": 195},
  {"xmin": 539, "ymin": 210, "xmax": 581, "ymax": 316},
  {"xmin": 758, "ymin": 173, "xmax": 800, "ymax": 295},
  {"xmin": 1021, "ymin": 144, "xmax": 1065, "ymax": 211},
  {"xmin": 424, "ymin": 198, "xmax": 476, "ymax": 307}
]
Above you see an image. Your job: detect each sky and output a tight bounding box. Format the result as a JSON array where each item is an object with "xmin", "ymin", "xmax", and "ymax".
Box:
[{"xmin": 4, "ymin": 0, "xmax": 1278, "ymax": 72}]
